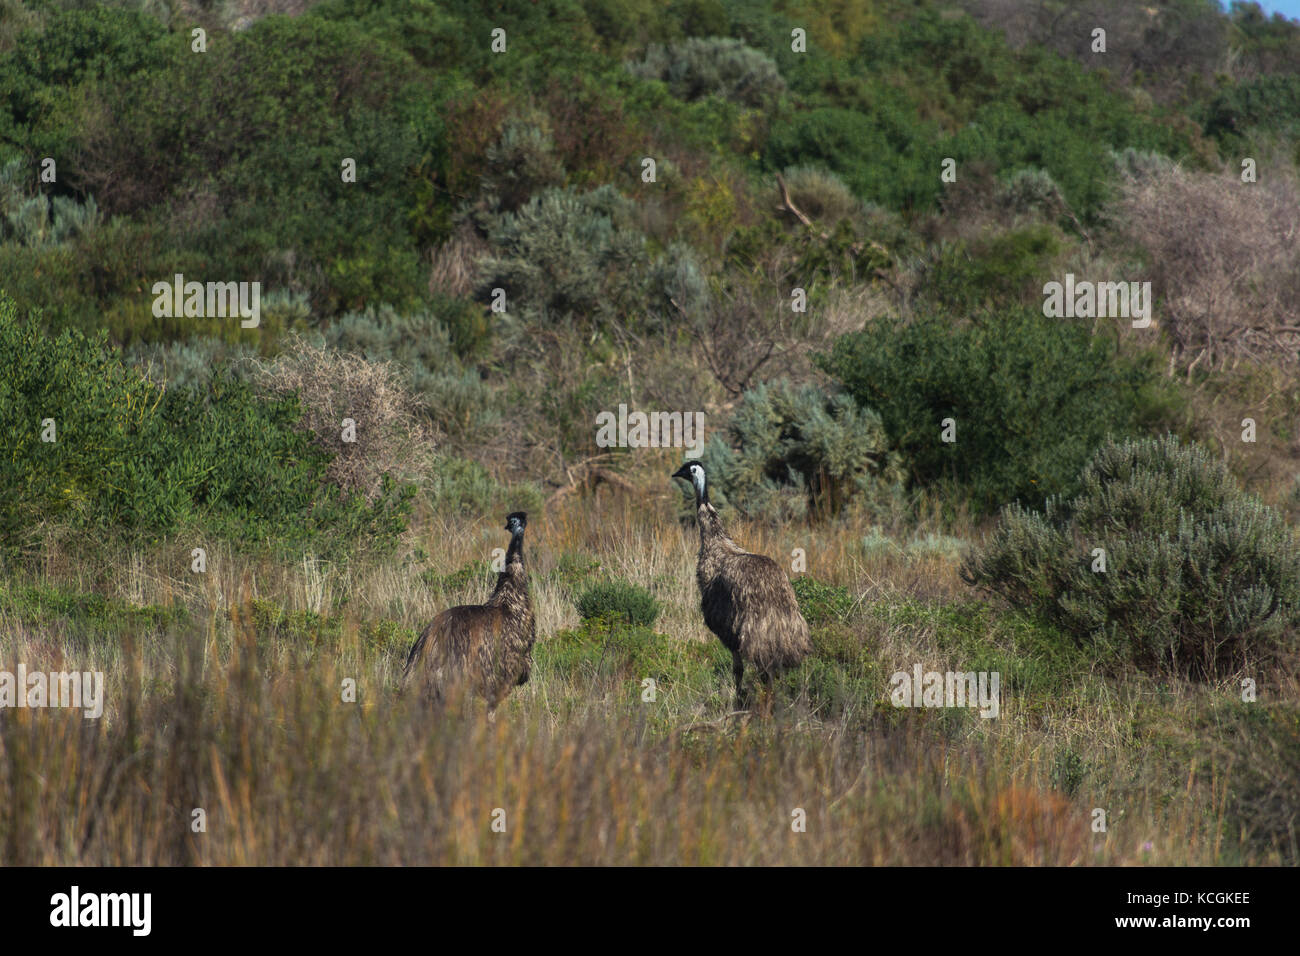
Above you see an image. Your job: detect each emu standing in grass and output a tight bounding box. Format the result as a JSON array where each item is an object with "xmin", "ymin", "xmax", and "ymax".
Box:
[
  {"xmin": 672, "ymin": 461, "xmax": 810, "ymax": 709},
  {"xmin": 403, "ymin": 512, "xmax": 536, "ymax": 711}
]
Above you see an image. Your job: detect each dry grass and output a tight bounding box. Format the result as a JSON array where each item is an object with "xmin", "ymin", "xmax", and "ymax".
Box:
[{"xmin": 1, "ymin": 482, "xmax": 1294, "ymax": 865}]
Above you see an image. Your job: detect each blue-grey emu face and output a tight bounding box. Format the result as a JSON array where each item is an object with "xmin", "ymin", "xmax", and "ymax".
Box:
[
  {"xmin": 505, "ymin": 512, "xmax": 527, "ymax": 535},
  {"xmin": 671, "ymin": 460, "xmax": 706, "ymax": 499}
]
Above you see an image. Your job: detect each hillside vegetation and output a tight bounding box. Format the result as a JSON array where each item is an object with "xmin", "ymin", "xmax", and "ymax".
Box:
[{"xmin": 1, "ymin": 0, "xmax": 1298, "ymax": 865}]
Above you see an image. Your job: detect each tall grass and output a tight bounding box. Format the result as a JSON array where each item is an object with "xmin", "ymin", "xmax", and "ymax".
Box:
[{"xmin": 0, "ymin": 491, "xmax": 1293, "ymax": 865}]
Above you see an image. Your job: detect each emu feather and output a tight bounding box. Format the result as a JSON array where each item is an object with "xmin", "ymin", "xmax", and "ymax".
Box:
[
  {"xmin": 673, "ymin": 461, "xmax": 811, "ymax": 707},
  {"xmin": 404, "ymin": 512, "xmax": 536, "ymax": 710}
]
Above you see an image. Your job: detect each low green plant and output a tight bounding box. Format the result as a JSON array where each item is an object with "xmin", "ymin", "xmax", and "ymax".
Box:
[
  {"xmin": 575, "ymin": 578, "xmax": 661, "ymax": 628},
  {"xmin": 626, "ymin": 36, "xmax": 786, "ymax": 110},
  {"xmin": 791, "ymin": 576, "xmax": 855, "ymax": 626}
]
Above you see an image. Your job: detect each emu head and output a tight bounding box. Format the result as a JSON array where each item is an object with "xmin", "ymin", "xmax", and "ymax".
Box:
[
  {"xmin": 671, "ymin": 460, "xmax": 708, "ymax": 502},
  {"xmin": 505, "ymin": 512, "xmax": 527, "ymax": 536}
]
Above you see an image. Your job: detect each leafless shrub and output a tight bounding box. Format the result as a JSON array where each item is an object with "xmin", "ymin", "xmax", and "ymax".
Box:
[
  {"xmin": 248, "ymin": 336, "xmax": 437, "ymax": 501},
  {"xmin": 1111, "ymin": 161, "xmax": 1300, "ymax": 372}
]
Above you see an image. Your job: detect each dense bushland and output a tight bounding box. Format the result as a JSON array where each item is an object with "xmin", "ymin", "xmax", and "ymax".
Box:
[{"xmin": 819, "ymin": 308, "xmax": 1179, "ymax": 514}]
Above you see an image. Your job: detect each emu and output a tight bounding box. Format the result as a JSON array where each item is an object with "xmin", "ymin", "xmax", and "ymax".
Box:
[
  {"xmin": 672, "ymin": 460, "xmax": 810, "ymax": 709},
  {"xmin": 403, "ymin": 512, "xmax": 536, "ymax": 711}
]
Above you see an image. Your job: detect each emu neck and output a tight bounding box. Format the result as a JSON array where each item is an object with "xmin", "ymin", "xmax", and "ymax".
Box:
[
  {"xmin": 696, "ymin": 499, "xmax": 737, "ymax": 550},
  {"xmin": 506, "ymin": 530, "xmax": 525, "ymax": 567},
  {"xmin": 489, "ymin": 532, "xmax": 527, "ymax": 603}
]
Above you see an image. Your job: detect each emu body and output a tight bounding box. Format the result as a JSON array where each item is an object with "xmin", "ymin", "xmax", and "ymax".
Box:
[
  {"xmin": 404, "ymin": 512, "xmax": 535, "ymax": 710},
  {"xmin": 673, "ymin": 461, "xmax": 810, "ymax": 707}
]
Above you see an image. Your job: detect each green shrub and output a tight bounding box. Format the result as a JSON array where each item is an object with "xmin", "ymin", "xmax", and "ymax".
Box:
[
  {"xmin": 479, "ymin": 116, "xmax": 567, "ymax": 213},
  {"xmin": 0, "ymin": 580, "xmax": 188, "ymax": 639},
  {"xmin": 425, "ymin": 456, "xmax": 543, "ymax": 517},
  {"xmin": 421, "ymin": 558, "xmax": 494, "ymax": 594},
  {"xmin": 1201, "ymin": 74, "xmax": 1300, "ymax": 148},
  {"xmin": 626, "ymin": 36, "xmax": 786, "ymax": 110},
  {"xmin": 125, "ymin": 336, "xmax": 258, "ymax": 393},
  {"xmin": 764, "ymin": 10, "xmax": 1196, "ymax": 218},
  {"xmin": 819, "ymin": 308, "xmax": 1173, "ymax": 513},
  {"xmin": 53, "ymin": 14, "xmax": 442, "ymax": 318},
  {"xmin": 0, "ymin": 5, "xmax": 167, "ymax": 160},
  {"xmin": 537, "ymin": 616, "xmax": 719, "ymax": 690},
  {"xmin": 766, "ymin": 106, "xmax": 938, "ymax": 212},
  {"xmin": 700, "ymin": 378, "xmax": 903, "ymax": 522},
  {"xmin": 0, "ymin": 292, "xmax": 412, "ymax": 550},
  {"xmin": 575, "ymin": 578, "xmax": 661, "ymax": 627},
  {"xmin": 0, "ymin": 159, "xmax": 101, "ymax": 247},
  {"xmin": 474, "ymin": 184, "xmax": 651, "ymax": 331},
  {"xmin": 791, "ymin": 576, "xmax": 855, "ymax": 625},
  {"xmin": 962, "ymin": 435, "xmax": 1300, "ymax": 678},
  {"xmin": 547, "ymin": 551, "xmax": 604, "ymax": 592},
  {"xmin": 920, "ymin": 225, "xmax": 1063, "ymax": 312},
  {"xmin": 779, "ymin": 164, "xmax": 863, "ymax": 225},
  {"xmin": 997, "ymin": 168, "xmax": 1070, "ymax": 220}
]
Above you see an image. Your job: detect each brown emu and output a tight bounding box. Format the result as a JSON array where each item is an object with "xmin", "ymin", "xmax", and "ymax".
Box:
[
  {"xmin": 672, "ymin": 461, "xmax": 810, "ymax": 708},
  {"xmin": 403, "ymin": 512, "xmax": 536, "ymax": 711}
]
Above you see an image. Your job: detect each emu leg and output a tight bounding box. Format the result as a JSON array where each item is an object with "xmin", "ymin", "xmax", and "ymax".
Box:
[
  {"xmin": 732, "ymin": 651, "xmax": 747, "ymax": 710},
  {"xmin": 759, "ymin": 669, "xmax": 775, "ymax": 717}
]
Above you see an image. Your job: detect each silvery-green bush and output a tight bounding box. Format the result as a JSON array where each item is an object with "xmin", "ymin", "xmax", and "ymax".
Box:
[
  {"xmin": 126, "ymin": 336, "xmax": 257, "ymax": 393},
  {"xmin": 700, "ymin": 378, "xmax": 904, "ymax": 523},
  {"xmin": 321, "ymin": 303, "xmax": 500, "ymax": 438},
  {"xmin": 963, "ymin": 435, "xmax": 1300, "ymax": 678},
  {"xmin": 1, "ymin": 158, "xmax": 100, "ymax": 247},
  {"xmin": 626, "ymin": 36, "xmax": 786, "ymax": 110},
  {"xmin": 474, "ymin": 185, "xmax": 650, "ymax": 331}
]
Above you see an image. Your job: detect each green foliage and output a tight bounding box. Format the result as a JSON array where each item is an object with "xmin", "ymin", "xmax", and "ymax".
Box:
[
  {"xmin": 125, "ymin": 337, "xmax": 258, "ymax": 394},
  {"xmin": 921, "ymin": 225, "xmax": 1063, "ymax": 313},
  {"xmin": 0, "ymin": 5, "xmax": 167, "ymax": 159},
  {"xmin": 0, "ymin": 293, "xmax": 412, "ymax": 550},
  {"xmin": 246, "ymin": 598, "xmax": 343, "ymax": 649},
  {"xmin": 538, "ymin": 616, "xmax": 720, "ymax": 690},
  {"xmin": 779, "ymin": 164, "xmax": 863, "ymax": 225},
  {"xmin": 766, "ymin": 106, "xmax": 938, "ymax": 212},
  {"xmin": 791, "ymin": 576, "xmax": 855, "ymax": 626},
  {"xmin": 575, "ymin": 578, "xmax": 661, "ymax": 627},
  {"xmin": 700, "ymin": 378, "xmax": 904, "ymax": 522},
  {"xmin": 546, "ymin": 550, "xmax": 604, "ymax": 592},
  {"xmin": 997, "ymin": 168, "xmax": 1069, "ymax": 220},
  {"xmin": 0, "ymin": 580, "xmax": 188, "ymax": 640},
  {"xmin": 37, "ymin": 13, "xmax": 441, "ymax": 321},
  {"xmin": 421, "ymin": 558, "xmax": 494, "ymax": 594},
  {"xmin": 820, "ymin": 309, "xmax": 1174, "ymax": 513},
  {"xmin": 320, "ymin": 301, "xmax": 498, "ymax": 438},
  {"xmin": 1201, "ymin": 74, "xmax": 1300, "ymax": 148},
  {"xmin": 765, "ymin": 9, "xmax": 1195, "ymax": 217},
  {"xmin": 0, "ymin": 159, "xmax": 101, "ymax": 247},
  {"xmin": 479, "ymin": 116, "xmax": 567, "ymax": 213},
  {"xmin": 872, "ymin": 598, "xmax": 1090, "ymax": 697},
  {"xmin": 626, "ymin": 36, "xmax": 786, "ymax": 110},
  {"xmin": 243, "ymin": 597, "xmax": 413, "ymax": 655},
  {"xmin": 425, "ymin": 456, "xmax": 544, "ymax": 517},
  {"xmin": 475, "ymin": 185, "xmax": 651, "ymax": 330},
  {"xmin": 963, "ymin": 436, "xmax": 1300, "ymax": 678}
]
